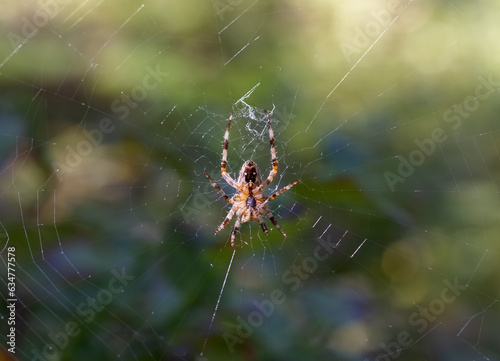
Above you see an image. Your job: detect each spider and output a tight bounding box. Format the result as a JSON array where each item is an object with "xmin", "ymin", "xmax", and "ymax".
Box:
[{"xmin": 204, "ymin": 110, "xmax": 298, "ymax": 247}]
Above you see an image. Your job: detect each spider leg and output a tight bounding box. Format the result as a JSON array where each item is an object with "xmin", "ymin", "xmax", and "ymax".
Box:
[
  {"xmin": 215, "ymin": 206, "xmax": 236, "ymax": 234},
  {"xmin": 266, "ymin": 210, "xmax": 287, "ymax": 237},
  {"xmin": 257, "ymin": 215, "xmax": 269, "ymax": 235},
  {"xmin": 259, "ymin": 110, "xmax": 278, "ymax": 190},
  {"xmin": 267, "ymin": 181, "xmax": 298, "ymax": 202},
  {"xmin": 230, "ymin": 216, "xmax": 241, "ymax": 247},
  {"xmin": 204, "ymin": 172, "xmax": 232, "ymax": 203},
  {"xmin": 221, "ymin": 113, "xmax": 239, "ymax": 189}
]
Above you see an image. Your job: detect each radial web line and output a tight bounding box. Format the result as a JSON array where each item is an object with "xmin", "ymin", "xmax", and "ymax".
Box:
[
  {"xmin": 305, "ymin": 0, "xmax": 414, "ymax": 132},
  {"xmin": 200, "ymin": 247, "xmax": 237, "ymax": 356}
]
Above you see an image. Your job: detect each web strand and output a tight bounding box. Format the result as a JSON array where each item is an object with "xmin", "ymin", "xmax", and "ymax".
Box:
[{"xmin": 200, "ymin": 247, "xmax": 236, "ymax": 357}]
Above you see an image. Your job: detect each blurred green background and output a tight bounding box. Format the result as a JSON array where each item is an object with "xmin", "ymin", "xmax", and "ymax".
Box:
[{"xmin": 1, "ymin": 0, "xmax": 500, "ymax": 360}]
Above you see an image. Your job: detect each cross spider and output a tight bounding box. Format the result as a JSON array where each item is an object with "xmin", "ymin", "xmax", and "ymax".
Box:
[{"xmin": 204, "ymin": 110, "xmax": 298, "ymax": 247}]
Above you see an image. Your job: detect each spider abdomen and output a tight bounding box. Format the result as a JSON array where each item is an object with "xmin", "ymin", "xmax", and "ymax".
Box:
[
  {"xmin": 247, "ymin": 196, "xmax": 257, "ymax": 209},
  {"xmin": 246, "ymin": 195, "xmax": 257, "ymax": 209}
]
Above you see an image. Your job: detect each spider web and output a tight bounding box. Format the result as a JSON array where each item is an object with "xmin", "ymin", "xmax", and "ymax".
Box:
[{"xmin": 1, "ymin": 0, "xmax": 500, "ymax": 360}]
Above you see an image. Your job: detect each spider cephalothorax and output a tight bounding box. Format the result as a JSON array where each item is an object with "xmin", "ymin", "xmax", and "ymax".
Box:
[
  {"xmin": 238, "ymin": 160, "xmax": 262, "ymax": 187},
  {"xmin": 204, "ymin": 111, "xmax": 298, "ymax": 247}
]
